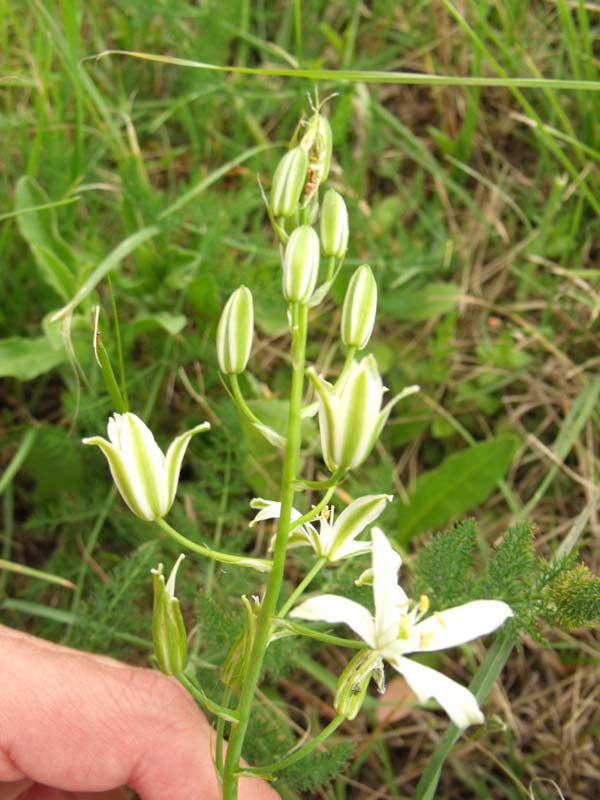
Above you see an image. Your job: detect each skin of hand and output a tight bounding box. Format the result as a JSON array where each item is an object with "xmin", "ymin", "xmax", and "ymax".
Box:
[{"xmin": 0, "ymin": 626, "xmax": 277, "ymax": 800}]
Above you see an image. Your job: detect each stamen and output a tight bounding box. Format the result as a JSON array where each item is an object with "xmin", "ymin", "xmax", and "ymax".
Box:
[
  {"xmin": 418, "ymin": 594, "xmax": 430, "ymax": 614},
  {"xmin": 434, "ymin": 611, "xmax": 447, "ymax": 629},
  {"xmin": 419, "ymin": 631, "xmax": 434, "ymax": 649}
]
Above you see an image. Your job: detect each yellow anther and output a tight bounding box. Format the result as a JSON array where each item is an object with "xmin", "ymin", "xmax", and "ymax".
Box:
[
  {"xmin": 434, "ymin": 611, "xmax": 447, "ymax": 629},
  {"xmin": 418, "ymin": 594, "xmax": 430, "ymax": 614},
  {"xmin": 419, "ymin": 631, "xmax": 434, "ymax": 649}
]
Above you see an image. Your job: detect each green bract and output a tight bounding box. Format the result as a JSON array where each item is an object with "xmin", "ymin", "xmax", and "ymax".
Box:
[
  {"xmin": 341, "ymin": 265, "xmax": 378, "ymax": 350},
  {"xmin": 151, "ymin": 556, "xmax": 188, "ymax": 675},
  {"xmin": 282, "ymin": 224, "xmax": 320, "ymax": 304},
  {"xmin": 270, "ymin": 146, "xmax": 308, "ymax": 218},
  {"xmin": 308, "ymin": 355, "xmax": 419, "ymax": 473},
  {"xmin": 217, "ymin": 285, "xmax": 254, "ymax": 374},
  {"xmin": 320, "ymin": 189, "xmax": 349, "ymax": 258},
  {"xmin": 83, "ymin": 412, "xmax": 210, "ymax": 521}
]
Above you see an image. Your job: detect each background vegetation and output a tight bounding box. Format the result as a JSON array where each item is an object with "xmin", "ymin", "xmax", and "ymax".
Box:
[{"xmin": 1, "ymin": 1, "xmax": 599, "ymax": 797}]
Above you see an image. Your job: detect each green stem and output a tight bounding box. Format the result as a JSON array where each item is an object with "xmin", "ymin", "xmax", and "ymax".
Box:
[
  {"xmin": 326, "ymin": 255, "xmax": 337, "ymax": 282},
  {"xmin": 215, "ymin": 687, "xmax": 233, "ymax": 779},
  {"xmin": 278, "ymin": 619, "xmax": 364, "ymax": 649},
  {"xmin": 295, "ymin": 469, "xmax": 346, "ymax": 490},
  {"xmin": 277, "ymin": 557, "xmax": 327, "ymax": 618},
  {"xmin": 221, "ymin": 302, "xmax": 308, "ymax": 799},
  {"xmin": 339, "ymin": 347, "xmax": 357, "ymax": 380},
  {"xmin": 96, "ymin": 334, "xmax": 127, "ymax": 413},
  {"xmin": 178, "ymin": 673, "xmax": 239, "ymax": 722},
  {"xmin": 228, "ymin": 374, "xmax": 285, "ymax": 446},
  {"xmin": 241, "ymin": 715, "xmax": 344, "ymax": 776},
  {"xmin": 414, "ymin": 631, "xmax": 514, "ymax": 800},
  {"xmin": 154, "ymin": 518, "xmax": 272, "ymax": 574},
  {"xmin": 229, "ymin": 374, "xmax": 262, "ymax": 425},
  {"xmin": 290, "ymin": 485, "xmax": 337, "ymax": 531},
  {"xmin": 106, "ymin": 273, "xmax": 129, "ymax": 411}
]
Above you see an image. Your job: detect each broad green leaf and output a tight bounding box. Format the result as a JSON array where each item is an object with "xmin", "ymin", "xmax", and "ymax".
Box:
[
  {"xmin": 15, "ymin": 177, "xmax": 76, "ymax": 269},
  {"xmin": 31, "ymin": 244, "xmax": 76, "ymax": 300},
  {"xmin": 129, "ymin": 312, "xmax": 187, "ymax": 338},
  {"xmin": 397, "ymin": 436, "xmax": 519, "ymax": 542},
  {"xmin": 51, "ymin": 225, "xmax": 160, "ymax": 321},
  {"xmin": 387, "ymin": 282, "xmax": 462, "ymax": 322},
  {"xmin": 0, "ymin": 336, "xmax": 65, "ymax": 380}
]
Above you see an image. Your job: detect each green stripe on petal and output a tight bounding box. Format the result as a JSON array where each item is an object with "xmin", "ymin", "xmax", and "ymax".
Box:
[
  {"xmin": 82, "ymin": 435, "xmax": 155, "ymax": 520},
  {"xmin": 307, "ymin": 368, "xmax": 338, "ymax": 472},
  {"xmin": 329, "ymin": 494, "xmax": 392, "ymax": 558},
  {"xmin": 164, "ymin": 422, "xmax": 211, "ymax": 510},
  {"xmin": 124, "ymin": 415, "xmax": 167, "ymax": 518}
]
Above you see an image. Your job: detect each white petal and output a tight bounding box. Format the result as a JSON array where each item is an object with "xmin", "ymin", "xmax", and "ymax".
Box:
[
  {"xmin": 329, "ymin": 494, "xmax": 392, "ymax": 556},
  {"xmin": 387, "ymin": 653, "xmax": 484, "ymax": 728},
  {"xmin": 371, "ymin": 528, "xmax": 408, "ymax": 644},
  {"xmin": 290, "ymin": 594, "xmax": 376, "ymax": 648},
  {"xmin": 413, "ymin": 600, "xmax": 513, "ymax": 653},
  {"xmin": 120, "ymin": 413, "xmax": 166, "ymax": 517},
  {"xmin": 249, "ymin": 499, "xmax": 305, "ymax": 529},
  {"xmin": 329, "ymin": 539, "xmax": 372, "ymax": 562},
  {"xmin": 164, "ymin": 422, "xmax": 210, "ymax": 512},
  {"xmin": 82, "ymin": 435, "xmax": 154, "ymax": 520}
]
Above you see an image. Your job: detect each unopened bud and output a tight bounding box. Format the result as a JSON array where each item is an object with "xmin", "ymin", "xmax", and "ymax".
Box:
[
  {"xmin": 282, "ymin": 225, "xmax": 320, "ymax": 304},
  {"xmin": 216, "ymin": 285, "xmax": 254, "ymax": 374},
  {"xmin": 341, "ymin": 265, "xmax": 377, "ymax": 350},
  {"xmin": 220, "ymin": 595, "xmax": 261, "ymax": 689},
  {"xmin": 334, "ymin": 649, "xmax": 385, "ymax": 720},
  {"xmin": 270, "ymin": 147, "xmax": 308, "ymax": 218},
  {"xmin": 320, "ymin": 189, "xmax": 349, "ymax": 259},
  {"xmin": 300, "ymin": 114, "xmax": 333, "ymax": 189},
  {"xmin": 151, "ymin": 556, "xmax": 187, "ymax": 675}
]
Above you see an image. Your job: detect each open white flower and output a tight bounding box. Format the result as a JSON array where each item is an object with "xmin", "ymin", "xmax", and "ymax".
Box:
[
  {"xmin": 249, "ymin": 494, "xmax": 392, "ymax": 562},
  {"xmin": 290, "ymin": 528, "xmax": 513, "ymax": 728},
  {"xmin": 83, "ymin": 412, "xmax": 210, "ymax": 521}
]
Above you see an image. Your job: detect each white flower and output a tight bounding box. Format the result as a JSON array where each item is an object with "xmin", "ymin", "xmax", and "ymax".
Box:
[
  {"xmin": 83, "ymin": 412, "xmax": 210, "ymax": 521},
  {"xmin": 290, "ymin": 528, "xmax": 513, "ymax": 728},
  {"xmin": 249, "ymin": 494, "xmax": 392, "ymax": 563}
]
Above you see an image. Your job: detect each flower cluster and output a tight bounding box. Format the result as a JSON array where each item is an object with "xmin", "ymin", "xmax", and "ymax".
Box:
[{"xmin": 83, "ymin": 103, "xmax": 513, "ymax": 760}]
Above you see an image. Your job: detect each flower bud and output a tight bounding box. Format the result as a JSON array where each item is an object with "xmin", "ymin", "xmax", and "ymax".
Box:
[
  {"xmin": 341, "ymin": 265, "xmax": 377, "ymax": 350},
  {"xmin": 282, "ymin": 225, "xmax": 320, "ymax": 304},
  {"xmin": 216, "ymin": 285, "xmax": 254, "ymax": 374},
  {"xmin": 270, "ymin": 146, "xmax": 308, "ymax": 218},
  {"xmin": 334, "ymin": 649, "xmax": 385, "ymax": 720},
  {"xmin": 308, "ymin": 356, "xmax": 419, "ymax": 473},
  {"xmin": 220, "ymin": 595, "xmax": 261, "ymax": 689},
  {"xmin": 320, "ymin": 189, "xmax": 349, "ymax": 259},
  {"xmin": 300, "ymin": 114, "xmax": 333, "ymax": 188},
  {"xmin": 83, "ymin": 413, "xmax": 210, "ymax": 521},
  {"xmin": 151, "ymin": 556, "xmax": 187, "ymax": 675}
]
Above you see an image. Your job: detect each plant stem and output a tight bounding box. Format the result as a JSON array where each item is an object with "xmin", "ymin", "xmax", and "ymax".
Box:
[
  {"xmin": 221, "ymin": 302, "xmax": 308, "ymax": 799},
  {"xmin": 290, "ymin": 485, "xmax": 337, "ymax": 531},
  {"xmin": 229, "ymin": 374, "xmax": 262, "ymax": 425},
  {"xmin": 413, "ymin": 631, "xmax": 514, "ymax": 800},
  {"xmin": 277, "ymin": 556, "xmax": 327, "ymax": 618},
  {"xmin": 241, "ymin": 715, "xmax": 345, "ymax": 776},
  {"xmin": 106, "ymin": 273, "xmax": 129, "ymax": 410},
  {"xmin": 154, "ymin": 517, "xmax": 272, "ymax": 573}
]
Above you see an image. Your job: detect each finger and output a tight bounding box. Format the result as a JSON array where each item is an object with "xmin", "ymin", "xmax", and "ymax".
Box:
[
  {"xmin": 0, "ymin": 633, "xmax": 277, "ymax": 800},
  {"xmin": 0, "ymin": 788, "xmax": 131, "ymax": 800}
]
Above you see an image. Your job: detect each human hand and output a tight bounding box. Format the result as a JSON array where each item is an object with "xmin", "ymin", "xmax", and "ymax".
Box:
[{"xmin": 0, "ymin": 626, "xmax": 276, "ymax": 800}]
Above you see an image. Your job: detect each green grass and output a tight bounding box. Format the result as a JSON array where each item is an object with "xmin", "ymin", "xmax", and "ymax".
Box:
[{"xmin": 1, "ymin": 1, "xmax": 599, "ymax": 797}]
